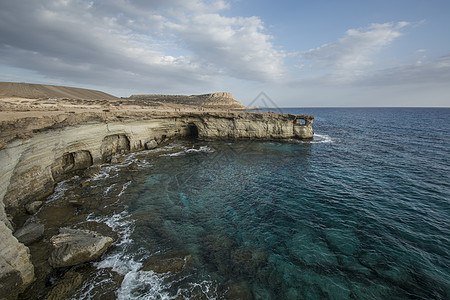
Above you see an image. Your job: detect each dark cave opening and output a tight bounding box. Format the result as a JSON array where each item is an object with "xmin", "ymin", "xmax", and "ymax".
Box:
[{"xmin": 188, "ymin": 123, "xmax": 199, "ymax": 138}]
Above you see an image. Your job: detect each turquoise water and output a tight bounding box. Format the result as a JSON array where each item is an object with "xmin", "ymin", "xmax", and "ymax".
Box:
[{"xmin": 64, "ymin": 108, "xmax": 449, "ymax": 299}]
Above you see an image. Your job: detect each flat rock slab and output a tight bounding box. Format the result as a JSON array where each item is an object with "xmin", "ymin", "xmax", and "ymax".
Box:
[{"xmin": 48, "ymin": 228, "xmax": 113, "ymax": 268}]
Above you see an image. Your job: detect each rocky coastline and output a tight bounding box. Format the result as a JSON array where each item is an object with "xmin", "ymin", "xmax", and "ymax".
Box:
[{"xmin": 0, "ymin": 83, "xmax": 314, "ymax": 299}]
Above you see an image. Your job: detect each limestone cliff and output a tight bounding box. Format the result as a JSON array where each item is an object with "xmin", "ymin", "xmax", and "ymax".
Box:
[
  {"xmin": 128, "ymin": 92, "xmax": 246, "ymax": 109},
  {"xmin": 1, "ymin": 110, "xmax": 312, "ymax": 217},
  {"xmin": 0, "ymin": 107, "xmax": 313, "ymax": 298}
]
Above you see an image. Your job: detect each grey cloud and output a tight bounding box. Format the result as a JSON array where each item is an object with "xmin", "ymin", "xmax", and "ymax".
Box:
[
  {"xmin": 356, "ymin": 54, "xmax": 450, "ymax": 86},
  {"xmin": 288, "ymin": 54, "xmax": 450, "ymax": 90},
  {"xmin": 0, "ymin": 0, "xmax": 283, "ymax": 92}
]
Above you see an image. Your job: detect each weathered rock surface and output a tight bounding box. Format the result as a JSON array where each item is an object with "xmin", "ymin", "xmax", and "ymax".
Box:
[
  {"xmin": 0, "ymin": 221, "xmax": 34, "ymax": 299},
  {"xmin": 48, "ymin": 228, "xmax": 113, "ymax": 268},
  {"xmin": 13, "ymin": 220, "xmax": 44, "ymax": 245}
]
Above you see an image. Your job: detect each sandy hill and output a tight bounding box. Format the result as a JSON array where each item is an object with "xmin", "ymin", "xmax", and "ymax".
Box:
[{"xmin": 0, "ymin": 82, "xmax": 118, "ymax": 100}]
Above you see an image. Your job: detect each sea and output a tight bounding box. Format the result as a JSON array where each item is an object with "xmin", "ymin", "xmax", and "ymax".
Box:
[{"xmin": 47, "ymin": 108, "xmax": 449, "ymax": 299}]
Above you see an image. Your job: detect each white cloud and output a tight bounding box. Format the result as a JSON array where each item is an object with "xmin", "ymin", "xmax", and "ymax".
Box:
[
  {"xmin": 167, "ymin": 13, "xmax": 286, "ymax": 81},
  {"xmin": 0, "ymin": 0, "xmax": 285, "ymax": 93},
  {"xmin": 303, "ymin": 22, "xmax": 409, "ymax": 83}
]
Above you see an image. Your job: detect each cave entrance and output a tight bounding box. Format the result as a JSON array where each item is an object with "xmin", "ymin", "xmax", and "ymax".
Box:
[{"xmin": 188, "ymin": 123, "xmax": 199, "ymax": 139}]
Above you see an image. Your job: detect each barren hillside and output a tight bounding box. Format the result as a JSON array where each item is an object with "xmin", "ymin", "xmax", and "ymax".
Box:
[{"xmin": 0, "ymin": 82, "xmax": 118, "ymax": 100}]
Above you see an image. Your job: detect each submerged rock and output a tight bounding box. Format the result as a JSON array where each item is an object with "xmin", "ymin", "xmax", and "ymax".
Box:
[
  {"xmin": 141, "ymin": 251, "xmax": 193, "ymax": 274},
  {"xmin": 224, "ymin": 282, "xmax": 253, "ymax": 300},
  {"xmin": 202, "ymin": 234, "xmax": 237, "ymax": 274},
  {"xmin": 48, "ymin": 228, "xmax": 114, "ymax": 268},
  {"xmin": 230, "ymin": 246, "xmax": 269, "ymax": 275},
  {"xmin": 14, "ymin": 220, "xmax": 45, "ymax": 245},
  {"xmin": 288, "ymin": 230, "xmax": 338, "ymax": 266}
]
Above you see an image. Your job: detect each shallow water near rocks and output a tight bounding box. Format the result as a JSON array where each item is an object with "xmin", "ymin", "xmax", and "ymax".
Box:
[{"xmin": 35, "ymin": 108, "xmax": 449, "ymax": 299}]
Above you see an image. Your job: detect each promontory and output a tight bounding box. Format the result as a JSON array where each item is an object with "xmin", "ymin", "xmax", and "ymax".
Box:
[{"xmin": 0, "ymin": 82, "xmax": 314, "ymax": 299}]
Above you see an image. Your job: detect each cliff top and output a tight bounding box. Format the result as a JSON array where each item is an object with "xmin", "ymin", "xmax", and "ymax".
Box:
[
  {"xmin": 0, "ymin": 82, "xmax": 313, "ymax": 148},
  {"xmin": 0, "ymin": 82, "xmax": 246, "ymax": 109}
]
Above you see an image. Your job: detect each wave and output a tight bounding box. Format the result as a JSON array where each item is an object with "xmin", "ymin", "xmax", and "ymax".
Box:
[
  {"xmin": 160, "ymin": 146, "xmax": 215, "ymax": 157},
  {"xmin": 84, "ymin": 211, "xmax": 178, "ymax": 299},
  {"xmin": 118, "ymin": 181, "xmax": 132, "ymax": 197},
  {"xmin": 46, "ymin": 177, "xmax": 77, "ymax": 203}
]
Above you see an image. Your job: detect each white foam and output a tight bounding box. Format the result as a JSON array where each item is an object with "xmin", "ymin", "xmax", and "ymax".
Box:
[
  {"xmin": 87, "ymin": 210, "xmax": 134, "ymax": 247},
  {"xmin": 91, "ymin": 165, "xmax": 120, "ymax": 181},
  {"xmin": 117, "ymin": 270, "xmax": 173, "ymax": 300},
  {"xmin": 118, "ymin": 181, "xmax": 132, "ymax": 197},
  {"xmin": 46, "ymin": 177, "xmax": 75, "ymax": 203},
  {"xmin": 310, "ymin": 133, "xmax": 335, "ymax": 144},
  {"xmin": 103, "ymin": 183, "xmax": 117, "ymax": 196},
  {"xmin": 160, "ymin": 146, "xmax": 215, "ymax": 157},
  {"xmin": 86, "ymin": 210, "xmax": 177, "ymax": 299}
]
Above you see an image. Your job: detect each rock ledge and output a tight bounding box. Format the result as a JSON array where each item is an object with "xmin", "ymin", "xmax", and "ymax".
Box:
[{"xmin": 48, "ymin": 228, "xmax": 113, "ymax": 268}]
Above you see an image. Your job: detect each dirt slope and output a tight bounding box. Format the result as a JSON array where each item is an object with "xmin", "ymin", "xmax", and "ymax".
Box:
[{"xmin": 0, "ymin": 82, "xmax": 118, "ymax": 100}]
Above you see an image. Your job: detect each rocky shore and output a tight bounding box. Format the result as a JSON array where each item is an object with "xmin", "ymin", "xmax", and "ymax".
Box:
[{"xmin": 0, "ymin": 83, "xmax": 314, "ymax": 299}]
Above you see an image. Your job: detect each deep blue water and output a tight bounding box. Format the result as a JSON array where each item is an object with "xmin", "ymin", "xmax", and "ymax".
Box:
[{"xmin": 61, "ymin": 108, "xmax": 449, "ymax": 299}]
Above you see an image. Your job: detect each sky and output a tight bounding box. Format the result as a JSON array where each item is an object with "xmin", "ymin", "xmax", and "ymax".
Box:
[{"xmin": 0, "ymin": 0, "xmax": 449, "ymax": 107}]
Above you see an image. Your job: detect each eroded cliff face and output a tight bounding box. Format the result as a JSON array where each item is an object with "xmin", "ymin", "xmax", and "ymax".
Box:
[
  {"xmin": 0, "ymin": 110, "xmax": 313, "ymax": 296},
  {"xmin": 0, "ymin": 221, "xmax": 35, "ymax": 300}
]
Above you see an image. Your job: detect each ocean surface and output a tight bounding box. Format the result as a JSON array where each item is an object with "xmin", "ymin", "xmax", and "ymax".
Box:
[{"xmin": 50, "ymin": 108, "xmax": 449, "ymax": 299}]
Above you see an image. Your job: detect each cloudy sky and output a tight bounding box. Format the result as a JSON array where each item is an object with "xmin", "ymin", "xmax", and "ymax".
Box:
[{"xmin": 1, "ymin": 0, "xmax": 449, "ymax": 107}]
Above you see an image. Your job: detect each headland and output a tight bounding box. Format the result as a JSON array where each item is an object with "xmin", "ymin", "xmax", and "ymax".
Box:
[{"xmin": 0, "ymin": 82, "xmax": 313, "ymax": 299}]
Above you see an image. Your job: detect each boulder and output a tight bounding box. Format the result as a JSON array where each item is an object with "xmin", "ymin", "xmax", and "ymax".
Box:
[
  {"xmin": 25, "ymin": 201, "xmax": 43, "ymax": 215},
  {"xmin": 14, "ymin": 221, "xmax": 45, "ymax": 245},
  {"xmin": 145, "ymin": 140, "xmax": 158, "ymax": 150},
  {"xmin": 110, "ymin": 154, "xmax": 126, "ymax": 164},
  {"xmin": 48, "ymin": 228, "xmax": 113, "ymax": 268},
  {"xmin": 73, "ymin": 221, "xmax": 118, "ymax": 241},
  {"xmin": 45, "ymin": 269, "xmax": 83, "ymax": 300}
]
